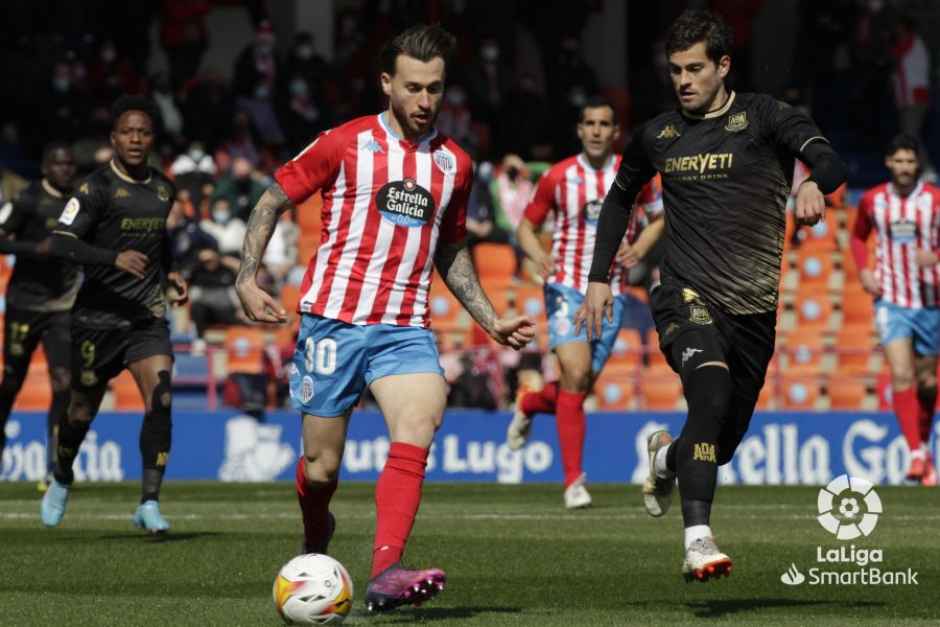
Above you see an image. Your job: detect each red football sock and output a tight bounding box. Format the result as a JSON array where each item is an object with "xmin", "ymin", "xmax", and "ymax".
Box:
[
  {"xmin": 918, "ymin": 394, "xmax": 935, "ymax": 445},
  {"xmin": 521, "ymin": 382, "xmax": 559, "ymax": 415},
  {"xmin": 295, "ymin": 457, "xmax": 337, "ymax": 551},
  {"xmin": 556, "ymin": 390, "xmax": 587, "ymax": 487},
  {"xmin": 893, "ymin": 386, "xmax": 922, "ymax": 452},
  {"xmin": 371, "ymin": 442, "xmax": 428, "ymax": 578}
]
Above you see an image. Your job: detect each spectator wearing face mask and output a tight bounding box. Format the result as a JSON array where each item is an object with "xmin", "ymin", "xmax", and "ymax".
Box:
[
  {"xmin": 201, "ymin": 198, "xmax": 247, "ymax": 256},
  {"xmin": 39, "ymin": 59, "xmax": 88, "ymax": 143},
  {"xmin": 235, "ymin": 81, "xmax": 286, "ymax": 148},
  {"xmin": 437, "ymin": 84, "xmax": 475, "ymax": 154},
  {"xmin": 209, "ymin": 157, "xmax": 267, "ymax": 221},
  {"xmin": 278, "ymin": 75, "xmax": 328, "ymax": 155},
  {"xmin": 488, "ymin": 154, "xmax": 550, "ymax": 277},
  {"xmin": 215, "ymin": 111, "xmax": 261, "ymax": 171},
  {"xmin": 284, "ymin": 32, "xmax": 331, "ymax": 97},
  {"xmin": 466, "ymin": 37, "xmax": 515, "ymax": 155},
  {"xmin": 88, "ymin": 39, "xmax": 143, "ymax": 106}
]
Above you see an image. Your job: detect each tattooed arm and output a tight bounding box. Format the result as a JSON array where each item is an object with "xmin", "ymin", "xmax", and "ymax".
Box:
[
  {"xmin": 235, "ymin": 183, "xmax": 290, "ymax": 322},
  {"xmin": 434, "ymin": 240, "xmax": 535, "ymax": 349}
]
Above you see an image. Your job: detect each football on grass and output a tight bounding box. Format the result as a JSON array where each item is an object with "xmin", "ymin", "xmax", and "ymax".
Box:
[{"xmin": 273, "ymin": 553, "xmax": 353, "ymax": 624}]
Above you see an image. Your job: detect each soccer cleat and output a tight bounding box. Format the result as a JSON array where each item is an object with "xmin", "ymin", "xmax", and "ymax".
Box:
[
  {"xmin": 563, "ymin": 473, "xmax": 592, "ymax": 509},
  {"xmin": 37, "ymin": 474, "xmax": 51, "ymax": 493},
  {"xmin": 40, "ymin": 478, "xmax": 71, "ymax": 527},
  {"xmin": 682, "ymin": 537, "xmax": 733, "ymax": 583},
  {"xmin": 364, "ymin": 563, "xmax": 446, "ymax": 613},
  {"xmin": 907, "ymin": 455, "xmax": 927, "ymax": 481},
  {"xmin": 642, "ymin": 429, "xmax": 676, "ymax": 517},
  {"xmin": 132, "ymin": 500, "xmax": 170, "ymax": 534},
  {"xmin": 506, "ymin": 387, "xmax": 535, "ymax": 450},
  {"xmin": 301, "ymin": 512, "xmax": 336, "ymax": 555},
  {"xmin": 922, "ymin": 456, "xmax": 937, "ymax": 487}
]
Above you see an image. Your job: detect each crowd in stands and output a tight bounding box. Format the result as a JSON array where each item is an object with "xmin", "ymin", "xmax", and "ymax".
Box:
[{"xmin": 0, "ymin": 0, "xmax": 936, "ymax": 414}]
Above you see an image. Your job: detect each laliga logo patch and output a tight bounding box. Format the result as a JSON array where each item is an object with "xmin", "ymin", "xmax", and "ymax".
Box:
[
  {"xmin": 59, "ymin": 197, "xmax": 80, "ymax": 226},
  {"xmin": 817, "ymin": 474, "xmax": 882, "ymax": 540},
  {"xmin": 376, "ymin": 178, "xmax": 435, "ymax": 227}
]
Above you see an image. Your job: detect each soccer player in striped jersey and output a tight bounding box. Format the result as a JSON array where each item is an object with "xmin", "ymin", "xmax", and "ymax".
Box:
[
  {"xmin": 234, "ymin": 24, "xmax": 534, "ymax": 613},
  {"xmin": 852, "ymin": 133, "xmax": 940, "ymax": 486},
  {"xmin": 506, "ymin": 97, "xmax": 665, "ymax": 508}
]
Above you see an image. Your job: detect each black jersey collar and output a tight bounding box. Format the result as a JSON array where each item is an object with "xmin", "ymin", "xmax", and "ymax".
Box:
[
  {"xmin": 680, "ymin": 90, "xmax": 736, "ymax": 121},
  {"xmin": 110, "ymin": 159, "xmax": 152, "ymax": 185}
]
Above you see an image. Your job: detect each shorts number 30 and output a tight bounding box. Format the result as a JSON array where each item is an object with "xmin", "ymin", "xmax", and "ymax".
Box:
[{"xmin": 304, "ymin": 337, "xmax": 337, "ymax": 375}]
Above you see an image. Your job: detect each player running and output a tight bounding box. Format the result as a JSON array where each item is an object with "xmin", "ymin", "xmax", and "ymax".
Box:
[
  {"xmin": 852, "ymin": 133, "xmax": 939, "ymax": 486},
  {"xmin": 40, "ymin": 96, "xmax": 189, "ymax": 532},
  {"xmin": 234, "ymin": 25, "xmax": 534, "ymax": 613},
  {"xmin": 0, "ymin": 143, "xmax": 79, "ymax": 488},
  {"xmin": 506, "ymin": 96, "xmax": 664, "ymax": 508},
  {"xmin": 578, "ymin": 10, "xmax": 847, "ymax": 581}
]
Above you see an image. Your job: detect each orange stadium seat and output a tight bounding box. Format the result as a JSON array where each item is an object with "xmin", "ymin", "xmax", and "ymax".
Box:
[
  {"xmin": 594, "ymin": 365, "xmax": 636, "ymax": 410},
  {"xmin": 225, "ymin": 326, "xmax": 266, "ymax": 374},
  {"xmin": 606, "ymin": 329, "xmax": 643, "ymax": 369},
  {"xmin": 645, "ymin": 329, "xmax": 669, "ymax": 369},
  {"xmin": 780, "ymin": 329, "xmax": 827, "ymax": 375},
  {"xmin": 793, "ymin": 293, "xmax": 833, "ymax": 332},
  {"xmin": 112, "ymin": 371, "xmax": 144, "ymax": 411},
  {"xmin": 296, "ymin": 193, "xmax": 323, "ymax": 233},
  {"xmin": 515, "ymin": 285, "xmax": 545, "ymax": 320},
  {"xmin": 755, "ymin": 380, "xmax": 775, "ymax": 410},
  {"xmin": 836, "ymin": 328, "xmax": 875, "ymax": 375},
  {"xmin": 841, "ymin": 285, "xmax": 875, "ymax": 330},
  {"xmin": 640, "ymin": 373, "xmax": 683, "ymax": 410},
  {"xmin": 280, "ymin": 283, "xmax": 302, "ymax": 313},
  {"xmin": 780, "ymin": 377, "xmax": 820, "ymax": 410},
  {"xmin": 827, "ymin": 378, "xmax": 868, "ymax": 410},
  {"xmin": 13, "ymin": 368, "xmax": 52, "ymax": 410},
  {"xmin": 793, "ymin": 211, "xmax": 839, "ymax": 252},
  {"xmin": 473, "ymin": 243, "xmax": 516, "ymax": 281},
  {"xmin": 796, "ymin": 253, "xmax": 835, "ymax": 290}
]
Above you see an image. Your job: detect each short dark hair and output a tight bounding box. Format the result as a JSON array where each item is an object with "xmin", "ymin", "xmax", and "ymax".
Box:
[
  {"xmin": 111, "ymin": 95, "xmax": 158, "ymax": 130},
  {"xmin": 665, "ymin": 9, "xmax": 733, "ymax": 65},
  {"xmin": 580, "ymin": 96, "xmax": 619, "ymax": 125},
  {"xmin": 886, "ymin": 133, "xmax": 921, "ymax": 157},
  {"xmin": 379, "ymin": 24, "xmax": 456, "ymax": 76},
  {"xmin": 42, "ymin": 141, "xmax": 73, "ymax": 164}
]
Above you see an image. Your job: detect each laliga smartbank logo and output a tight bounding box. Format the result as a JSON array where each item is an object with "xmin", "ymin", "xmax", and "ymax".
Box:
[{"xmin": 779, "ymin": 474, "xmax": 919, "ymax": 587}]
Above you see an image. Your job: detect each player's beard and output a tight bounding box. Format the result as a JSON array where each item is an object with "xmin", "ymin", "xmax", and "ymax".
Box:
[{"xmin": 392, "ymin": 100, "xmax": 436, "ymax": 138}]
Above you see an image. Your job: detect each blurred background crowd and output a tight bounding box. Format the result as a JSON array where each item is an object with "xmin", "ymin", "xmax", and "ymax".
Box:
[{"xmin": 2, "ymin": 0, "xmax": 940, "ymax": 415}]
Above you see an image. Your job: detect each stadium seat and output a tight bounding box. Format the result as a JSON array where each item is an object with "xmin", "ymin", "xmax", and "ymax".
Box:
[
  {"xmin": 755, "ymin": 380, "xmax": 775, "ymax": 410},
  {"xmin": 515, "ymin": 285, "xmax": 545, "ymax": 320},
  {"xmin": 835, "ymin": 327, "xmax": 875, "ymax": 375},
  {"xmin": 827, "ymin": 378, "xmax": 868, "ymax": 410},
  {"xmin": 280, "ymin": 283, "xmax": 301, "ymax": 313},
  {"xmin": 472, "ymin": 243, "xmax": 516, "ymax": 282},
  {"xmin": 792, "ymin": 211, "xmax": 839, "ymax": 252},
  {"xmin": 112, "ymin": 371, "xmax": 144, "ymax": 411},
  {"xmin": 781, "ymin": 329, "xmax": 828, "ymax": 375},
  {"xmin": 640, "ymin": 373, "xmax": 683, "ymax": 410},
  {"xmin": 606, "ymin": 329, "xmax": 643, "ymax": 368},
  {"xmin": 225, "ymin": 326, "xmax": 267, "ymax": 374},
  {"xmin": 793, "ymin": 293, "xmax": 834, "ymax": 332},
  {"xmin": 841, "ymin": 285, "xmax": 875, "ymax": 330},
  {"xmin": 796, "ymin": 253, "xmax": 835, "ymax": 290},
  {"xmin": 296, "ymin": 193, "xmax": 322, "ymax": 232},
  {"xmin": 594, "ymin": 365, "xmax": 636, "ymax": 411},
  {"xmin": 12, "ymin": 368, "xmax": 52, "ymax": 411},
  {"xmin": 780, "ymin": 377, "xmax": 820, "ymax": 410},
  {"xmin": 645, "ymin": 328, "xmax": 669, "ymax": 369}
]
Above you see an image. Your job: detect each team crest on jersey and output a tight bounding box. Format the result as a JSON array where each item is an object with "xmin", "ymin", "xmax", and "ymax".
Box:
[
  {"xmin": 433, "ymin": 150, "xmax": 455, "ymax": 175},
  {"xmin": 725, "ymin": 111, "xmax": 748, "ymax": 132},
  {"xmin": 364, "ymin": 138, "xmax": 384, "ymax": 154},
  {"xmin": 81, "ymin": 370, "xmax": 98, "ymax": 386},
  {"xmin": 689, "ymin": 305, "xmax": 713, "ymax": 325},
  {"xmin": 657, "ymin": 124, "xmax": 680, "ymax": 140},
  {"xmin": 301, "ymin": 376, "xmax": 314, "ymax": 403},
  {"xmin": 157, "ymin": 185, "xmax": 170, "ymax": 202},
  {"xmin": 113, "ymin": 187, "xmax": 130, "ymax": 199},
  {"xmin": 59, "ymin": 197, "xmax": 80, "ymax": 225},
  {"xmin": 78, "ymin": 183, "xmax": 89, "ymax": 194},
  {"xmin": 377, "ymin": 178, "xmax": 435, "ymax": 227},
  {"xmin": 583, "ymin": 200, "xmax": 603, "ymax": 223}
]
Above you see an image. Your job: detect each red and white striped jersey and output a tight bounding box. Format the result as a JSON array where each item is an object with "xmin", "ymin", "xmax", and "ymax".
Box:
[
  {"xmin": 275, "ymin": 114, "xmax": 472, "ymax": 327},
  {"xmin": 855, "ymin": 181, "xmax": 940, "ymax": 308},
  {"xmin": 523, "ymin": 153, "xmax": 662, "ymax": 294}
]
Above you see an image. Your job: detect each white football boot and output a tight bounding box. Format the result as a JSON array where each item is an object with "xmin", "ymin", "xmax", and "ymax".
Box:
[
  {"xmin": 682, "ymin": 536, "xmax": 733, "ymax": 582},
  {"xmin": 642, "ymin": 429, "xmax": 676, "ymax": 517},
  {"xmin": 563, "ymin": 473, "xmax": 592, "ymax": 509}
]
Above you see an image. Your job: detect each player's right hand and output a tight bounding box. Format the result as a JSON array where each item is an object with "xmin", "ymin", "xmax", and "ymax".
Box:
[
  {"xmin": 859, "ymin": 269, "xmax": 883, "ymax": 297},
  {"xmin": 115, "ymin": 250, "xmax": 148, "ymax": 279},
  {"xmin": 616, "ymin": 241, "xmax": 640, "ymax": 268},
  {"xmin": 236, "ymin": 279, "xmax": 288, "ymax": 324},
  {"xmin": 574, "ymin": 281, "xmax": 613, "ymax": 341},
  {"xmin": 534, "ymin": 252, "xmax": 553, "ymax": 280}
]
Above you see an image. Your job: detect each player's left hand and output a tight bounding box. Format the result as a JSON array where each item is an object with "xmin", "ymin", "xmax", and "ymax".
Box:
[
  {"xmin": 167, "ymin": 271, "xmax": 189, "ymax": 306},
  {"xmin": 491, "ymin": 315, "xmax": 536, "ymax": 350},
  {"xmin": 795, "ymin": 180, "xmax": 826, "ymax": 226},
  {"xmin": 616, "ymin": 241, "xmax": 640, "ymax": 268},
  {"xmin": 915, "ymin": 249, "xmax": 940, "ymax": 267}
]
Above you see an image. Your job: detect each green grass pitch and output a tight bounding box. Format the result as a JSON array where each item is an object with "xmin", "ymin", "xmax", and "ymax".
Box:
[{"xmin": 1, "ymin": 482, "xmax": 937, "ymax": 625}]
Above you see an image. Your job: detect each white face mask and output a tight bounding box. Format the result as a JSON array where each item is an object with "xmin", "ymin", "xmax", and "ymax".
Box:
[
  {"xmin": 481, "ymin": 44, "xmax": 499, "ymax": 62},
  {"xmin": 296, "ymin": 44, "xmax": 314, "ymax": 60},
  {"xmin": 213, "ymin": 209, "xmax": 231, "ymax": 224}
]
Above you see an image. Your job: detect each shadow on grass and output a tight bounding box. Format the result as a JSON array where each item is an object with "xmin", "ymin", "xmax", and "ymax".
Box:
[
  {"xmin": 686, "ymin": 598, "xmax": 885, "ymax": 618},
  {"xmin": 364, "ymin": 605, "xmax": 522, "ymax": 623},
  {"xmin": 52, "ymin": 531, "xmax": 225, "ymax": 543}
]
